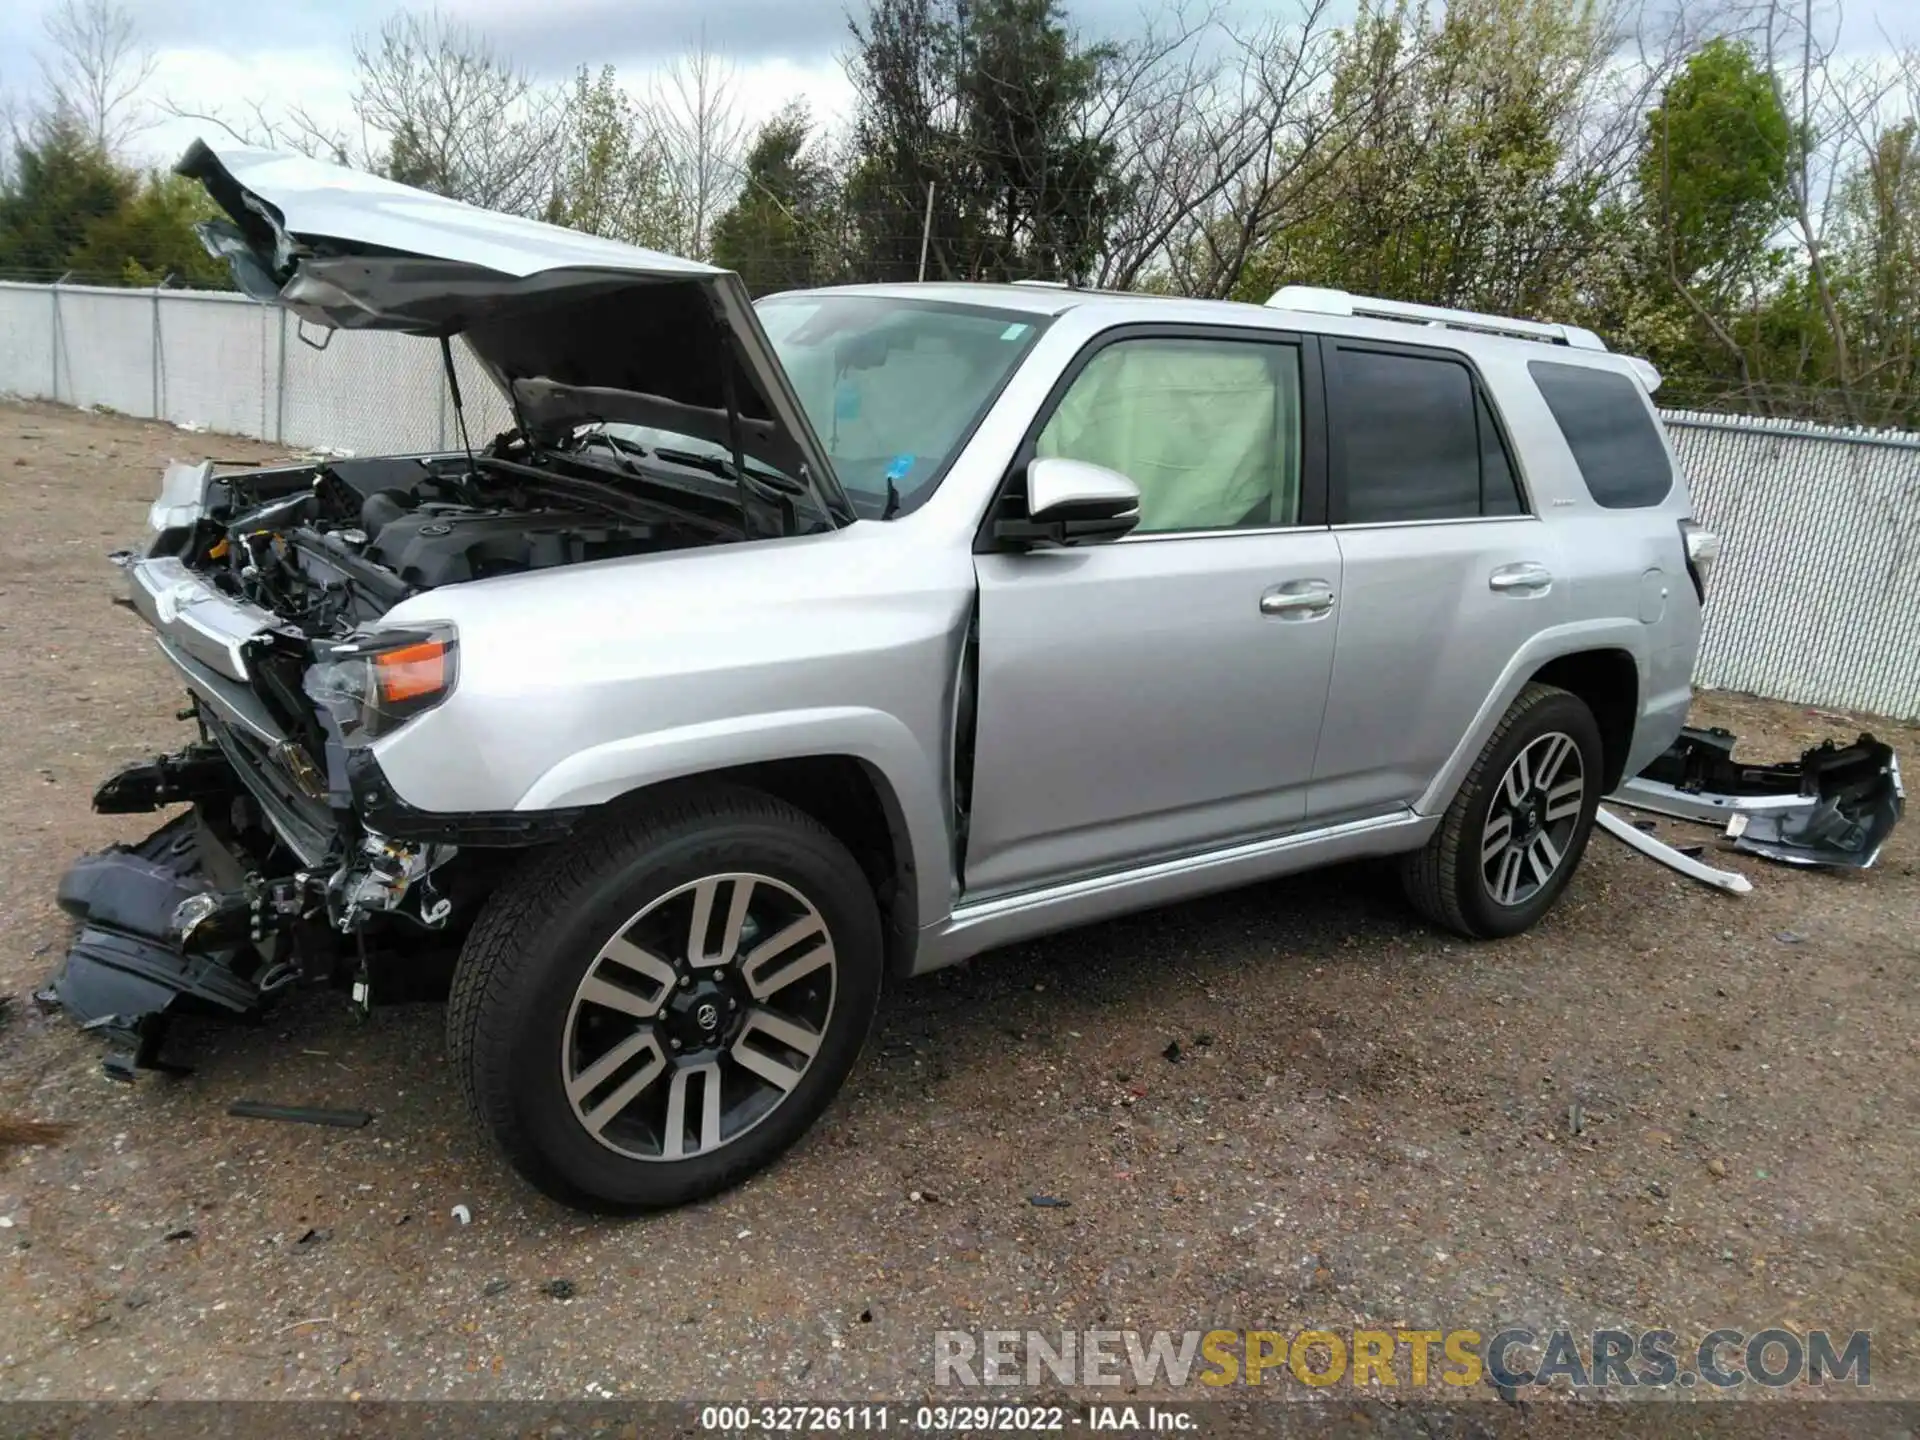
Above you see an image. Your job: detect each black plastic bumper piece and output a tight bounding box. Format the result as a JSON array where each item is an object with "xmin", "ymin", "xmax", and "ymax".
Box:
[
  {"xmin": 344, "ymin": 746, "xmax": 585, "ymax": 847},
  {"xmin": 47, "ymin": 813, "xmax": 267, "ymax": 1078}
]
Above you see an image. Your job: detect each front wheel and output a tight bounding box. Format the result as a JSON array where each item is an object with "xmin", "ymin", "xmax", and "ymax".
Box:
[
  {"xmin": 1400, "ymin": 682, "xmax": 1603, "ymax": 939},
  {"xmin": 447, "ymin": 786, "xmax": 883, "ymax": 1212}
]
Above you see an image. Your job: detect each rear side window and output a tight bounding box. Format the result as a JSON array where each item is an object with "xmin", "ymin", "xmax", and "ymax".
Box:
[
  {"xmin": 1529, "ymin": 360, "xmax": 1672, "ymax": 508},
  {"xmin": 1330, "ymin": 346, "xmax": 1525, "ymax": 523}
]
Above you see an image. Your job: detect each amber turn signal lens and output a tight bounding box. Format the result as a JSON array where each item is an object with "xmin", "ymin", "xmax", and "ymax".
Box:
[{"xmin": 373, "ymin": 639, "xmax": 451, "ymax": 705}]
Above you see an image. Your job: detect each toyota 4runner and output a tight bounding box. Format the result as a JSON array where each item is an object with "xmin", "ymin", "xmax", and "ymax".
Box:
[{"xmin": 48, "ymin": 142, "xmax": 1716, "ymax": 1211}]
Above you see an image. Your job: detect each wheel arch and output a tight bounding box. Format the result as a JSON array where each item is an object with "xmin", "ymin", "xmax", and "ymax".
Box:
[
  {"xmin": 1526, "ymin": 648, "xmax": 1639, "ymax": 793},
  {"xmin": 599, "ymin": 756, "xmax": 923, "ymax": 979},
  {"xmin": 1417, "ymin": 624, "xmax": 1648, "ymax": 816}
]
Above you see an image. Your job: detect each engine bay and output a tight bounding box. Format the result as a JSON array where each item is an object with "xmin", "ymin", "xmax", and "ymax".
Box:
[{"xmin": 178, "ymin": 442, "xmax": 742, "ymax": 637}]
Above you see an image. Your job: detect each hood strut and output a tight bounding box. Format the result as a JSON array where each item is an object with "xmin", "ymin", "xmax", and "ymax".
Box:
[{"xmin": 439, "ymin": 335, "xmax": 478, "ymax": 479}]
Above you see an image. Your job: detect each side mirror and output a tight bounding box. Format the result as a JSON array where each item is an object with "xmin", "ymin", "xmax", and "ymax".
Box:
[{"xmin": 993, "ymin": 457, "xmax": 1141, "ymax": 549}]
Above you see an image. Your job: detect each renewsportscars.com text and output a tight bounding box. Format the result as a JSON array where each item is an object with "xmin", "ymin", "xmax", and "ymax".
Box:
[{"xmin": 933, "ymin": 1327, "xmax": 1871, "ymax": 1391}]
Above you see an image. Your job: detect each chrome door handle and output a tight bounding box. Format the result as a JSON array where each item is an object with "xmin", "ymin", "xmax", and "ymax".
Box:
[
  {"xmin": 1259, "ymin": 580, "xmax": 1335, "ymax": 618},
  {"xmin": 1489, "ymin": 562, "xmax": 1553, "ymax": 595}
]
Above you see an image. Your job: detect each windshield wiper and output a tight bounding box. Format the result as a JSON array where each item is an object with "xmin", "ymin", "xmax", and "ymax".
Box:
[{"xmin": 654, "ymin": 447, "xmax": 807, "ymax": 497}]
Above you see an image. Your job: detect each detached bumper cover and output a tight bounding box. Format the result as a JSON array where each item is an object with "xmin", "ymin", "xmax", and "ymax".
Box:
[
  {"xmin": 47, "ymin": 813, "xmax": 269, "ymax": 1045},
  {"xmin": 1611, "ymin": 727, "xmax": 1904, "ymax": 869}
]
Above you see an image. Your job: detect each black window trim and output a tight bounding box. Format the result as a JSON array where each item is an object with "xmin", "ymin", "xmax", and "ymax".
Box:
[
  {"xmin": 974, "ymin": 322, "xmax": 1329, "ymax": 553},
  {"xmin": 1319, "ymin": 335, "xmax": 1535, "ymax": 527}
]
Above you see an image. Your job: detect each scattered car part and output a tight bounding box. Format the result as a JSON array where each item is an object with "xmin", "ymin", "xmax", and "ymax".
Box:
[
  {"xmin": 226, "ymin": 1100, "xmax": 373, "ymax": 1129},
  {"xmin": 1610, "ymin": 727, "xmax": 1903, "ymax": 869},
  {"xmin": 1595, "ymin": 807, "xmax": 1753, "ymax": 894}
]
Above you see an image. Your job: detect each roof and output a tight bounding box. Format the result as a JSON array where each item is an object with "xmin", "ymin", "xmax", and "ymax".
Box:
[{"xmin": 794, "ymin": 281, "xmax": 1656, "ymax": 386}]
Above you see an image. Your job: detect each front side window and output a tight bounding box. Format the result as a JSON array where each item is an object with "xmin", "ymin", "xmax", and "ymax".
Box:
[
  {"xmin": 1035, "ymin": 337, "xmax": 1304, "ymax": 534},
  {"xmin": 755, "ymin": 295, "xmax": 1046, "ymax": 517},
  {"xmin": 1329, "ymin": 345, "xmax": 1526, "ymax": 523}
]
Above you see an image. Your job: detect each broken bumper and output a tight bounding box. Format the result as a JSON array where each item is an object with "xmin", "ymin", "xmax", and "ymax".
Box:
[
  {"xmin": 46, "ymin": 811, "xmax": 285, "ymax": 1077},
  {"xmin": 1610, "ymin": 727, "xmax": 1904, "ymax": 868}
]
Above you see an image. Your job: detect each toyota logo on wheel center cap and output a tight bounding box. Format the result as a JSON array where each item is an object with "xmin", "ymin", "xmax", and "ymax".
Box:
[{"xmin": 695, "ymin": 1003, "xmax": 720, "ymax": 1031}]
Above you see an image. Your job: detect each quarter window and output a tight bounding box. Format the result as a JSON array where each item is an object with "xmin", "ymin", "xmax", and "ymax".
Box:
[
  {"xmin": 1331, "ymin": 346, "xmax": 1522, "ymax": 523},
  {"xmin": 1529, "ymin": 359, "xmax": 1673, "ymax": 508},
  {"xmin": 1035, "ymin": 337, "xmax": 1305, "ymax": 533}
]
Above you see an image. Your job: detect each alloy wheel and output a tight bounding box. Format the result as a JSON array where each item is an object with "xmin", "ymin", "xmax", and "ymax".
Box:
[
  {"xmin": 1481, "ymin": 731, "xmax": 1585, "ymax": 908},
  {"xmin": 560, "ymin": 873, "xmax": 837, "ymax": 1161}
]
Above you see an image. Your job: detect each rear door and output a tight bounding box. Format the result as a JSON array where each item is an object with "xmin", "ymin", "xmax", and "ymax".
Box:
[
  {"xmin": 965, "ymin": 327, "xmax": 1342, "ymax": 896},
  {"xmin": 1309, "ymin": 339, "xmax": 1566, "ymax": 819}
]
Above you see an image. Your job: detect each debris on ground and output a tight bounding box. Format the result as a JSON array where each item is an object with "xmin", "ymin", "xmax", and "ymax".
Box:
[
  {"xmin": 1028, "ymin": 1195, "xmax": 1071, "ymax": 1208},
  {"xmin": 226, "ymin": 1100, "xmax": 374, "ymax": 1129},
  {"xmin": 541, "ymin": 1279, "xmax": 576, "ymax": 1300},
  {"xmin": 451, "ymin": 1204, "xmax": 472, "ymax": 1225},
  {"xmin": 1595, "ymin": 807, "xmax": 1753, "ymax": 893},
  {"xmin": 1612, "ymin": 726, "xmax": 1903, "ymax": 869}
]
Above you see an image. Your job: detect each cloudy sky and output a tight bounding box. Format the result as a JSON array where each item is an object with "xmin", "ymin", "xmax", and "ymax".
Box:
[{"xmin": 3, "ymin": 0, "xmax": 1914, "ymax": 169}]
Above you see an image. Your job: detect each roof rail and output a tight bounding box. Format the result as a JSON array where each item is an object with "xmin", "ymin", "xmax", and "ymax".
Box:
[
  {"xmin": 1011, "ymin": 278, "xmax": 1071, "ymax": 289},
  {"xmin": 1266, "ymin": 285, "xmax": 1608, "ymax": 352}
]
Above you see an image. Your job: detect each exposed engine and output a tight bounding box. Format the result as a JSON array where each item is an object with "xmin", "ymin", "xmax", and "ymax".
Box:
[{"xmin": 182, "ymin": 446, "xmax": 727, "ymax": 637}]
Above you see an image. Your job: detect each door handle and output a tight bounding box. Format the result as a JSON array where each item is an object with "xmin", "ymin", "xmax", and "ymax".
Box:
[
  {"xmin": 1488, "ymin": 562, "xmax": 1553, "ymax": 596},
  {"xmin": 1259, "ymin": 580, "xmax": 1335, "ymax": 618}
]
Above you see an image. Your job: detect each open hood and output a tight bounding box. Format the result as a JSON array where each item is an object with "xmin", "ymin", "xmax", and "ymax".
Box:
[{"xmin": 176, "ymin": 140, "xmax": 854, "ymax": 526}]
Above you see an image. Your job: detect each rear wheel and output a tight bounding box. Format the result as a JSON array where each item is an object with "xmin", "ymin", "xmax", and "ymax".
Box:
[
  {"xmin": 1400, "ymin": 682, "xmax": 1603, "ymax": 939},
  {"xmin": 448, "ymin": 785, "xmax": 882, "ymax": 1212}
]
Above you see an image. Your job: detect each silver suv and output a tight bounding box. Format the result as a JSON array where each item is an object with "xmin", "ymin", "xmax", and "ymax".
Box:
[{"xmin": 51, "ymin": 144, "xmax": 1714, "ymax": 1211}]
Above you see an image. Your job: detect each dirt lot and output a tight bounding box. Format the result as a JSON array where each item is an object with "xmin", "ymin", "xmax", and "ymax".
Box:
[{"xmin": 0, "ymin": 398, "xmax": 1914, "ymax": 1404}]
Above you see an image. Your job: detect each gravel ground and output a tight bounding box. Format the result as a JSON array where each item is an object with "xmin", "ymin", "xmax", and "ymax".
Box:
[{"xmin": 0, "ymin": 399, "xmax": 1915, "ymax": 1404}]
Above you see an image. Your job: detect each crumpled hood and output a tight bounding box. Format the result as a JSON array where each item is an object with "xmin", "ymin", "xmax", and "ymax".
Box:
[{"xmin": 176, "ymin": 140, "xmax": 852, "ymax": 524}]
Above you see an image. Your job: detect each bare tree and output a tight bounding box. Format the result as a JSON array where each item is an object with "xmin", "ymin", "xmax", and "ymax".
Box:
[
  {"xmin": 651, "ymin": 35, "xmax": 751, "ymax": 259},
  {"xmin": 351, "ymin": 9, "xmax": 568, "ymax": 215},
  {"xmin": 37, "ymin": 0, "xmax": 156, "ymax": 155}
]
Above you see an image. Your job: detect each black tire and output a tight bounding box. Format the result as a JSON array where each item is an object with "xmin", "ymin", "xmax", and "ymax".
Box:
[
  {"xmin": 447, "ymin": 783, "xmax": 883, "ymax": 1212},
  {"xmin": 1399, "ymin": 682, "xmax": 1603, "ymax": 940}
]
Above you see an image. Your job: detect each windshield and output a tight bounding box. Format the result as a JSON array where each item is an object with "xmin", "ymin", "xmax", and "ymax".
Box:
[{"xmin": 754, "ymin": 294, "xmax": 1047, "ymax": 517}]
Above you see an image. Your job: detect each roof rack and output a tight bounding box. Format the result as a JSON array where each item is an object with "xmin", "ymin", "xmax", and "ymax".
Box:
[{"xmin": 1265, "ymin": 285, "xmax": 1608, "ymax": 352}]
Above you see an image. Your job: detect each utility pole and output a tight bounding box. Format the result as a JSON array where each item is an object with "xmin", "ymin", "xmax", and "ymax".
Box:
[{"xmin": 918, "ymin": 182, "xmax": 936, "ymax": 282}]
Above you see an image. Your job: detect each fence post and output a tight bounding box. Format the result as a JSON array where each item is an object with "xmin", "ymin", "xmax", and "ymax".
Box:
[
  {"xmin": 150, "ymin": 275, "xmax": 171, "ymax": 420},
  {"xmin": 49, "ymin": 274, "xmax": 66, "ymax": 403}
]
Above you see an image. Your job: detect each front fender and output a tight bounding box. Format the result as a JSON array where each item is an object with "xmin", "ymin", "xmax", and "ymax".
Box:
[
  {"xmin": 1416, "ymin": 619, "xmax": 1654, "ymax": 817},
  {"xmin": 513, "ymin": 705, "xmax": 954, "ymax": 928}
]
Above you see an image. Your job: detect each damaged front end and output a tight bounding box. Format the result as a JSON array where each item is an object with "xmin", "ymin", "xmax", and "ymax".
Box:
[
  {"xmin": 1612, "ymin": 726, "xmax": 1904, "ymax": 869},
  {"xmin": 43, "ymin": 463, "xmax": 510, "ymax": 1080}
]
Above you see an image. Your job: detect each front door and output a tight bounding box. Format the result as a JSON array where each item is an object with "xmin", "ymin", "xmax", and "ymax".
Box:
[{"xmin": 964, "ymin": 329, "xmax": 1341, "ymax": 898}]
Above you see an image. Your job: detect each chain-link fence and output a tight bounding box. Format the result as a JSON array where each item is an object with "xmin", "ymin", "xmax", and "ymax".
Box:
[{"xmin": 2, "ymin": 280, "xmax": 1915, "ymax": 718}]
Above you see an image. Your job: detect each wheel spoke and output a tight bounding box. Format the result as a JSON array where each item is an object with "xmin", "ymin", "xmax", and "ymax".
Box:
[
  {"xmin": 575, "ymin": 1034, "xmax": 668, "ymax": 1134},
  {"xmin": 1495, "ymin": 848, "xmax": 1526, "ymax": 905},
  {"xmin": 662, "ymin": 1061, "xmax": 722, "ymax": 1159},
  {"xmin": 1533, "ymin": 734, "xmax": 1573, "ymax": 790},
  {"xmin": 731, "ymin": 1008, "xmax": 821, "ymax": 1093},
  {"xmin": 1482, "ymin": 811, "xmax": 1513, "ymax": 863},
  {"xmin": 591, "ymin": 937, "xmax": 677, "ymax": 1016},
  {"xmin": 1527, "ymin": 833, "xmax": 1562, "ymax": 885},
  {"xmin": 741, "ymin": 914, "xmax": 833, "ymax": 1000},
  {"xmin": 1503, "ymin": 750, "xmax": 1531, "ymax": 805},
  {"xmin": 1545, "ymin": 777, "xmax": 1584, "ymax": 820},
  {"xmin": 577, "ymin": 975, "xmax": 665, "ymax": 1020},
  {"xmin": 689, "ymin": 878, "xmax": 755, "ymax": 968}
]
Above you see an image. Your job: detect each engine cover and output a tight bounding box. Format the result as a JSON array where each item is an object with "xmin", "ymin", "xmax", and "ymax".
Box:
[{"xmin": 364, "ymin": 505, "xmax": 661, "ymax": 588}]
